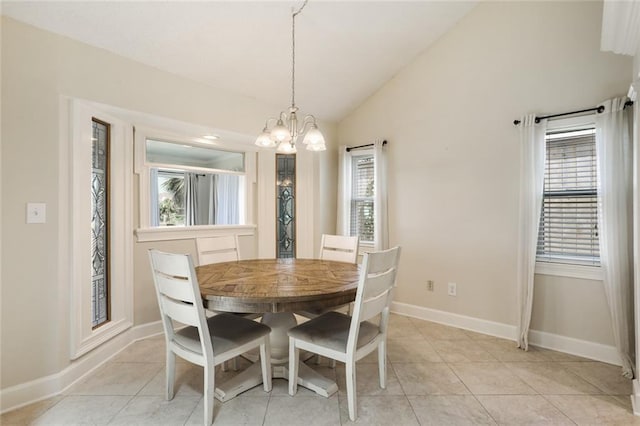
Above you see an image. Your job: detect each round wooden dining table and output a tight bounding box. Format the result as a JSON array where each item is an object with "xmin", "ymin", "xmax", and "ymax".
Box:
[{"xmin": 196, "ymin": 258, "xmax": 360, "ymax": 401}]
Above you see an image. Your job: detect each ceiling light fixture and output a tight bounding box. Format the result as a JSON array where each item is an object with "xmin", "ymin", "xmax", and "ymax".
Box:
[
  {"xmin": 203, "ymin": 134, "xmax": 219, "ymax": 140},
  {"xmin": 255, "ymin": 0, "xmax": 326, "ymax": 153}
]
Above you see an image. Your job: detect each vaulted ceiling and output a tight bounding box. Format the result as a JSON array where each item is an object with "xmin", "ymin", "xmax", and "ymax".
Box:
[{"xmin": 2, "ymin": 1, "xmax": 477, "ymax": 122}]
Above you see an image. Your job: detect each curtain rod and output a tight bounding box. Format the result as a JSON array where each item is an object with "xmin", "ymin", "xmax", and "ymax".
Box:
[
  {"xmin": 346, "ymin": 140, "xmax": 387, "ymax": 152},
  {"xmin": 513, "ymin": 100, "xmax": 634, "ymax": 125}
]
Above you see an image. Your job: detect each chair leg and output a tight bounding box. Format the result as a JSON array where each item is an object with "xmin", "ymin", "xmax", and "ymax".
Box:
[
  {"xmin": 221, "ymin": 360, "xmax": 228, "ymax": 372},
  {"xmin": 315, "ymin": 355, "xmax": 322, "ymax": 365},
  {"xmin": 346, "ymin": 361, "xmax": 357, "ymax": 421},
  {"xmin": 231, "ymin": 357, "xmax": 239, "ymax": 371},
  {"xmin": 288, "ymin": 337, "xmax": 300, "ymax": 396},
  {"xmin": 330, "ymin": 359, "xmax": 336, "ymax": 368},
  {"xmin": 260, "ymin": 337, "xmax": 273, "ymax": 392},
  {"xmin": 378, "ymin": 341, "xmax": 387, "ymax": 389},
  {"xmin": 203, "ymin": 364, "xmax": 215, "ymax": 426},
  {"xmin": 166, "ymin": 350, "xmax": 176, "ymax": 400}
]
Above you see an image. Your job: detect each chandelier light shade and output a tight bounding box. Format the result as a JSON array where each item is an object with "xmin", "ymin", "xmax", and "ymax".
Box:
[{"xmin": 255, "ymin": 0, "xmax": 326, "ymax": 152}]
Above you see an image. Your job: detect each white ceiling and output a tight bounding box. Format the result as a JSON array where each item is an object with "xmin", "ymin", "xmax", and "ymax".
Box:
[{"xmin": 2, "ymin": 1, "xmax": 477, "ymax": 122}]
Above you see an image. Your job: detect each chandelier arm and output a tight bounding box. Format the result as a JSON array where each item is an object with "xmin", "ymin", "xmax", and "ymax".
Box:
[
  {"xmin": 264, "ymin": 117, "xmax": 280, "ymax": 130},
  {"xmin": 300, "ymin": 114, "xmax": 318, "ymax": 132}
]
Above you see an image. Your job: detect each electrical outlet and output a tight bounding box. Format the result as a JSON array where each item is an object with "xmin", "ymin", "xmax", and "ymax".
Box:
[
  {"xmin": 427, "ymin": 280, "xmax": 434, "ymax": 291},
  {"xmin": 26, "ymin": 202, "xmax": 46, "ymax": 224},
  {"xmin": 447, "ymin": 282, "xmax": 457, "ymax": 296}
]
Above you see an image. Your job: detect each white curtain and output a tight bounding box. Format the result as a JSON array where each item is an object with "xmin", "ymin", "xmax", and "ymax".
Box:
[
  {"xmin": 206, "ymin": 174, "xmax": 216, "ymax": 225},
  {"xmin": 516, "ymin": 115, "xmax": 546, "ymax": 350},
  {"xmin": 216, "ymin": 174, "xmax": 240, "ymax": 225},
  {"xmin": 149, "ymin": 168, "xmax": 159, "ymax": 227},
  {"xmin": 184, "ymin": 172, "xmax": 198, "ymax": 226},
  {"xmin": 600, "ymin": 1, "xmax": 640, "ymax": 55},
  {"xmin": 595, "ymin": 97, "xmax": 634, "ymax": 378},
  {"xmin": 373, "ymin": 139, "xmax": 389, "ymax": 251},
  {"xmin": 336, "ymin": 145, "xmax": 352, "ymax": 236}
]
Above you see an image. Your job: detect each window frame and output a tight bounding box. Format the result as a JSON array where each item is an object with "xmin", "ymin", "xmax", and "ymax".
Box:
[
  {"xmin": 134, "ymin": 126, "xmax": 258, "ymax": 242},
  {"xmin": 534, "ymin": 115, "xmax": 602, "ymax": 280},
  {"xmin": 69, "ymin": 100, "xmax": 134, "ymax": 359}
]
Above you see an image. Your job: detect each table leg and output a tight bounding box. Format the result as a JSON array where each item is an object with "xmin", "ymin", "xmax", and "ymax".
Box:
[{"xmin": 214, "ymin": 312, "xmax": 339, "ymax": 401}]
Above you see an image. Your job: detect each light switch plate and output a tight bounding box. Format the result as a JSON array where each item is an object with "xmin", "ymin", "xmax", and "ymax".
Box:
[{"xmin": 27, "ymin": 203, "xmax": 46, "ymax": 224}]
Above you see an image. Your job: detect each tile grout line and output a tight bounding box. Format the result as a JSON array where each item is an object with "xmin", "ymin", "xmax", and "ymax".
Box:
[{"xmin": 539, "ymin": 394, "xmax": 579, "ymax": 426}]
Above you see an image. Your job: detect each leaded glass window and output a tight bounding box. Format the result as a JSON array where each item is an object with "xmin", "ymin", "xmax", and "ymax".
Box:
[
  {"xmin": 91, "ymin": 119, "xmax": 110, "ymax": 328},
  {"xmin": 276, "ymin": 154, "xmax": 296, "ymax": 258}
]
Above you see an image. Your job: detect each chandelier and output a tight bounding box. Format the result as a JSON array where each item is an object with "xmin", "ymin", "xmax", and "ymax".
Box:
[{"xmin": 255, "ymin": 0, "xmax": 326, "ymax": 153}]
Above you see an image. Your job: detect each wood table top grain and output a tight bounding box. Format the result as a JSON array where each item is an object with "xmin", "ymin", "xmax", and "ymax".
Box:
[{"xmin": 196, "ymin": 258, "xmax": 360, "ymax": 313}]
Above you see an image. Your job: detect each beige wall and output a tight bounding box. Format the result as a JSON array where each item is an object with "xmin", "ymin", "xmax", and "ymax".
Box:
[
  {"xmin": 338, "ymin": 1, "xmax": 630, "ymax": 343},
  {"xmin": 0, "ymin": 17, "xmax": 336, "ymax": 389}
]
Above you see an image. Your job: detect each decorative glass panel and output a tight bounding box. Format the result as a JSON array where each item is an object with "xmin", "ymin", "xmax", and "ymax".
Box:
[
  {"xmin": 91, "ymin": 119, "xmax": 110, "ymax": 328},
  {"xmin": 276, "ymin": 154, "xmax": 296, "ymax": 258}
]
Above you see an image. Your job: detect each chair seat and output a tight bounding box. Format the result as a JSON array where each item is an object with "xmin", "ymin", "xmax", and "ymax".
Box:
[
  {"xmin": 287, "ymin": 311, "xmax": 379, "ymax": 353},
  {"xmin": 175, "ymin": 313, "xmax": 271, "ymax": 356}
]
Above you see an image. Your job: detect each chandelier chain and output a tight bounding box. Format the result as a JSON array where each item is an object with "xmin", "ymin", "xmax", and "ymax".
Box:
[{"xmin": 291, "ymin": 0, "xmax": 309, "ymax": 109}]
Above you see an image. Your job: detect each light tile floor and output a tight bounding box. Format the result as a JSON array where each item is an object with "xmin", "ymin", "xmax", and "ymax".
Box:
[{"xmin": 3, "ymin": 314, "xmax": 639, "ymax": 425}]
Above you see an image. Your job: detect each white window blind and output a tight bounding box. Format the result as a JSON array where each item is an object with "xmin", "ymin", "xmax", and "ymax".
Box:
[
  {"xmin": 350, "ymin": 154, "xmax": 375, "ymax": 243},
  {"xmin": 536, "ymin": 127, "xmax": 599, "ymax": 265}
]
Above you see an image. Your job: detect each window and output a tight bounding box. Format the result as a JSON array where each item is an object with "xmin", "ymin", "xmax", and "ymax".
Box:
[
  {"xmin": 536, "ymin": 126, "xmax": 599, "ymax": 266},
  {"xmin": 350, "ymin": 153, "xmax": 375, "ymax": 244},
  {"xmin": 157, "ymin": 170, "xmax": 185, "ymax": 226},
  {"xmin": 276, "ymin": 154, "xmax": 296, "ymax": 258},
  {"xmin": 146, "ymin": 139, "xmax": 246, "ymax": 227},
  {"xmin": 91, "ymin": 118, "xmax": 110, "ymax": 328},
  {"xmin": 70, "ymin": 100, "xmax": 133, "ymax": 359}
]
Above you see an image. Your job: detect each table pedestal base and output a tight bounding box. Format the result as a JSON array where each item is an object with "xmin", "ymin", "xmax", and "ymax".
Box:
[
  {"xmin": 214, "ymin": 362, "xmax": 338, "ymax": 402},
  {"xmin": 214, "ymin": 312, "xmax": 339, "ymax": 402}
]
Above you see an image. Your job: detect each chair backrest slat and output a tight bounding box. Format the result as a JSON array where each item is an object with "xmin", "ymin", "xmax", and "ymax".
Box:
[
  {"xmin": 196, "ymin": 235, "xmax": 240, "ymax": 266},
  {"xmin": 359, "ymin": 289, "xmax": 393, "ymax": 322},
  {"xmin": 363, "ymin": 247, "xmax": 399, "ymax": 275},
  {"xmin": 156, "ymin": 274, "xmax": 197, "ymax": 303},
  {"xmin": 160, "ymin": 296, "xmax": 200, "ymax": 326},
  {"xmin": 319, "ymin": 234, "xmax": 359, "ymax": 264},
  {"xmin": 361, "ymin": 272, "xmax": 396, "ymax": 299}
]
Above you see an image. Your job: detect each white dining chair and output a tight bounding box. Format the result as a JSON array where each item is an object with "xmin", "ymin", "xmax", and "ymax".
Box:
[
  {"xmin": 311, "ymin": 234, "xmax": 361, "ymax": 367},
  {"xmin": 196, "ymin": 235, "xmax": 241, "ymax": 266},
  {"xmin": 319, "ymin": 234, "xmax": 359, "ymax": 264},
  {"xmin": 287, "ymin": 246, "xmax": 401, "ymax": 421},
  {"xmin": 148, "ymin": 249, "xmax": 272, "ymax": 426},
  {"xmin": 196, "ymin": 235, "xmax": 261, "ymax": 370}
]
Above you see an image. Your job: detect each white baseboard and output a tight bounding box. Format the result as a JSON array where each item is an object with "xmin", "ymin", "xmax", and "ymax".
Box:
[
  {"xmin": 631, "ymin": 380, "xmax": 640, "ymax": 415},
  {"xmin": 391, "ymin": 301, "xmax": 621, "ymax": 366},
  {"xmin": 391, "ymin": 301, "xmax": 518, "ymax": 341},
  {"xmin": 1, "ymin": 321, "xmax": 163, "ymax": 414},
  {"xmin": 528, "ymin": 329, "xmax": 621, "ymax": 366}
]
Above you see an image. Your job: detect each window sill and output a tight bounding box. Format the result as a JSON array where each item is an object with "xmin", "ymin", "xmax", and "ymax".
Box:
[
  {"xmin": 135, "ymin": 224, "xmax": 257, "ymax": 242},
  {"xmin": 535, "ymin": 261, "xmax": 602, "ymax": 281}
]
